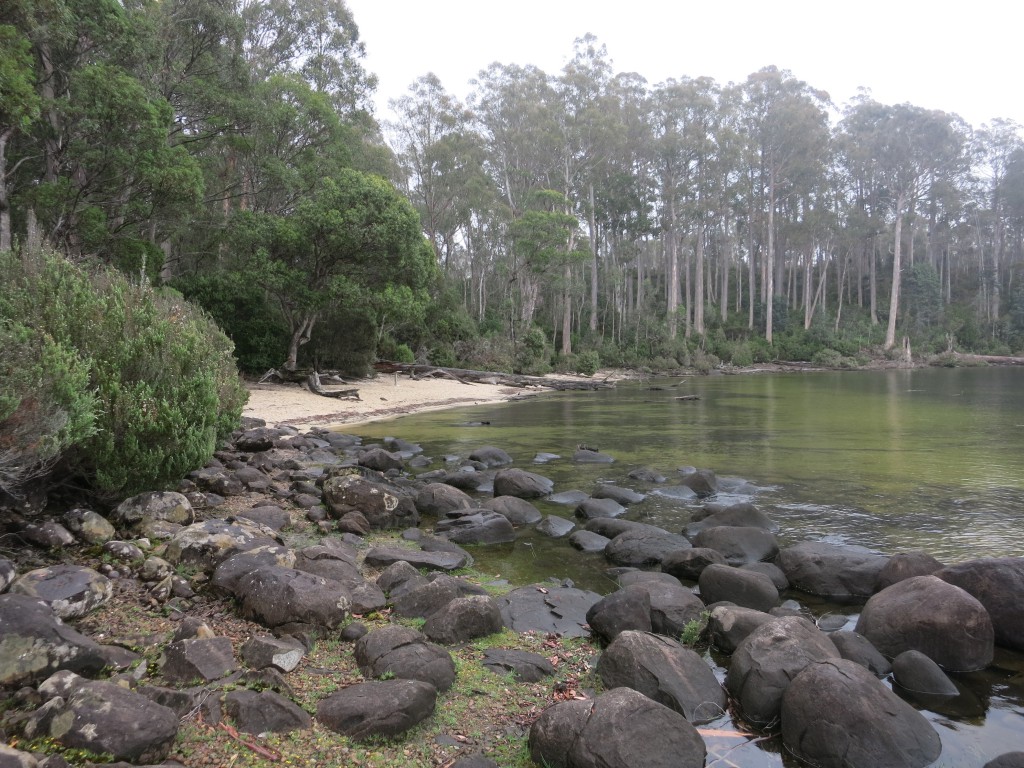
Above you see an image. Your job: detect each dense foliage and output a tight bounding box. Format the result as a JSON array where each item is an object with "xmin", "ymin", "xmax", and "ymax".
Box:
[
  {"xmin": 2, "ymin": 2, "xmax": 1024, "ymax": 377},
  {"xmin": 0, "ymin": 249, "xmax": 247, "ymax": 501}
]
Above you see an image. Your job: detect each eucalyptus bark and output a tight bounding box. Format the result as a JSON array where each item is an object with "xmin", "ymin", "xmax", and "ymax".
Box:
[{"xmin": 884, "ymin": 192, "xmax": 907, "ymax": 350}]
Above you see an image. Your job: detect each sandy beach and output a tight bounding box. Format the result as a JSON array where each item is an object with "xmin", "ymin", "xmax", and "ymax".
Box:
[{"xmin": 242, "ymin": 374, "xmax": 538, "ymax": 429}]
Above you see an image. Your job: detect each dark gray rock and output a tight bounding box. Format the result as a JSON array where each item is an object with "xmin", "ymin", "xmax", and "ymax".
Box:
[
  {"xmin": 574, "ymin": 497, "xmax": 626, "ymax": 520},
  {"xmin": 781, "ymin": 659, "xmax": 941, "ymax": 768},
  {"xmin": 725, "ymin": 616, "xmax": 840, "ymax": 728},
  {"xmin": 628, "ymin": 467, "xmax": 667, "ymax": 483},
  {"xmin": 777, "ymin": 541, "xmax": 889, "ymax": 599},
  {"xmin": 855, "ymin": 575, "xmax": 994, "ymax": 671},
  {"xmin": 568, "ymin": 530, "xmax": 610, "ymax": 553},
  {"xmin": 548, "ymin": 490, "xmax": 589, "ymax": 505},
  {"xmin": 498, "ymin": 585, "xmax": 601, "ymax": 637},
  {"xmin": 235, "ymin": 565, "xmax": 350, "ymax": 630},
  {"xmin": 698, "ymin": 563, "xmax": 778, "ymax": 612},
  {"xmin": 316, "ymin": 679, "xmax": 436, "ymax": 740},
  {"xmin": 604, "ymin": 528, "xmax": 691, "ymax": 568},
  {"xmin": 449, "ymin": 755, "xmax": 499, "ymax": 768},
  {"xmin": 234, "ymin": 427, "xmax": 281, "ymax": 451},
  {"xmin": 435, "ymin": 509, "xmax": 515, "ymax": 545},
  {"xmin": 0, "ymin": 594, "xmax": 108, "ymax": 688},
  {"xmin": 468, "ymin": 446, "xmax": 513, "ymax": 467},
  {"xmin": 357, "ymin": 447, "xmax": 404, "ymax": 472},
  {"xmin": 684, "ymin": 502, "xmax": 778, "ymax": 536},
  {"xmin": 0, "ymin": 558, "xmax": 17, "ymax": 592},
  {"xmin": 422, "ymin": 595, "xmax": 504, "ymax": 644},
  {"xmin": 586, "ymin": 585, "xmax": 652, "ymax": 644},
  {"xmin": 20, "ymin": 519, "xmax": 76, "ymax": 549},
  {"xmin": 572, "ymin": 449, "xmax": 615, "ymax": 463},
  {"xmin": 597, "ymin": 630, "xmax": 727, "ymax": 724},
  {"xmin": 364, "ymin": 545, "xmax": 470, "ymax": 572},
  {"xmin": 483, "ymin": 496, "xmax": 542, "ymax": 526},
  {"xmin": 536, "ymin": 515, "xmax": 575, "ymax": 538},
  {"xmin": 223, "ymin": 689, "xmax": 312, "ymax": 733},
  {"xmin": 492, "ymin": 468, "xmax": 553, "ymax": 498},
  {"xmin": 708, "ymin": 605, "xmax": 775, "ymax": 654},
  {"xmin": 8, "ymin": 564, "xmax": 111, "ymax": 620},
  {"xmin": 628, "ymin": 579, "xmax": 705, "ymax": 638},
  {"xmin": 937, "ymin": 557, "xmax": 1024, "ymax": 651},
  {"xmin": 0, "ymin": 745, "xmax": 38, "ymax": 767},
  {"xmin": 481, "ymin": 649, "xmax": 555, "ymax": 682},
  {"xmin": 539, "ymin": 687, "xmax": 706, "ymax": 768},
  {"xmin": 322, "ymin": 473, "xmax": 418, "ymax": 530},
  {"xmin": 528, "ymin": 698, "xmax": 591, "ymax": 768},
  {"xmin": 376, "ymin": 560, "xmax": 428, "ymax": 597},
  {"xmin": 662, "ymin": 547, "xmax": 727, "ymax": 581},
  {"xmin": 593, "ymin": 484, "xmax": 645, "ymax": 504},
  {"xmin": 210, "ymin": 546, "xmax": 296, "ymax": 595},
  {"xmin": 162, "ymin": 637, "xmax": 236, "ymax": 683},
  {"xmin": 829, "ymin": 630, "xmax": 892, "ymax": 676},
  {"xmin": 678, "ymin": 469, "xmax": 717, "ymax": 497},
  {"xmin": 294, "ymin": 544, "xmax": 386, "ymax": 615},
  {"xmin": 892, "ymin": 649, "xmax": 959, "ymax": 695},
  {"xmin": 877, "ymin": 551, "xmax": 945, "ymax": 589},
  {"xmin": 241, "ymin": 635, "xmax": 305, "ymax": 673},
  {"xmin": 739, "ymin": 561, "xmax": 789, "ymax": 591},
  {"xmin": 46, "ymin": 679, "xmax": 179, "ymax": 764},
  {"xmin": 393, "ymin": 576, "xmax": 462, "ymax": 619},
  {"xmin": 414, "ymin": 483, "xmax": 474, "ymax": 516},
  {"xmin": 985, "ymin": 754, "xmax": 1024, "ymax": 768},
  {"xmin": 586, "ymin": 518, "xmax": 666, "ymax": 538},
  {"xmin": 691, "ymin": 526, "xmax": 779, "ymax": 566},
  {"xmin": 354, "ymin": 625, "xmax": 456, "ymax": 691},
  {"xmin": 235, "ymin": 505, "xmax": 292, "ymax": 532}
]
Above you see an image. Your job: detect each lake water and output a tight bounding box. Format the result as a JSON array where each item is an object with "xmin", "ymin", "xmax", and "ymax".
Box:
[{"xmin": 348, "ymin": 367, "xmax": 1024, "ymax": 766}]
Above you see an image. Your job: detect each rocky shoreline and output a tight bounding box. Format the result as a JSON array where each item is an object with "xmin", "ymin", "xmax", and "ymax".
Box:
[{"xmin": 1, "ymin": 417, "xmax": 1023, "ymax": 768}]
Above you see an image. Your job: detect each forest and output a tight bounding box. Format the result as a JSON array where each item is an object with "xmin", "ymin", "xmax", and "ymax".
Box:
[{"xmin": 4, "ymin": 0, "xmax": 1024, "ymax": 379}]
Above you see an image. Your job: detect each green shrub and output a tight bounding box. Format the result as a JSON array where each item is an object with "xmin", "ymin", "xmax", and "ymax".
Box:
[
  {"xmin": 0, "ymin": 248, "xmax": 246, "ymax": 500},
  {"xmin": 690, "ymin": 349, "xmax": 720, "ymax": 374},
  {"xmin": 811, "ymin": 348, "xmax": 844, "ymax": 367},
  {"xmin": 574, "ymin": 350, "xmax": 601, "ymax": 377},
  {"xmin": 728, "ymin": 341, "xmax": 754, "ymax": 367}
]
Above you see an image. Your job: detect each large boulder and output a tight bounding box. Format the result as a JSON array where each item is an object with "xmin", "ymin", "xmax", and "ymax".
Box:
[
  {"xmin": 604, "ymin": 529, "xmax": 691, "ymax": 568},
  {"xmin": 679, "ymin": 469, "xmax": 718, "ymax": 497},
  {"xmin": 698, "ymin": 563, "xmax": 778, "ymax": 612},
  {"xmin": 828, "ymin": 630, "xmax": 892, "ymax": 676},
  {"xmin": 468, "ymin": 446, "xmax": 513, "ymax": 467},
  {"xmin": 316, "ymin": 679, "xmax": 436, "ymax": 741},
  {"xmin": 781, "ymin": 658, "xmax": 941, "ymax": 768},
  {"xmin": 422, "ymin": 595, "xmax": 504, "ymax": 645},
  {"xmin": 492, "ymin": 468, "xmax": 554, "ymax": 499},
  {"xmin": 855, "ymin": 575, "xmax": 994, "ymax": 671},
  {"xmin": 592, "ymin": 484, "xmax": 645, "ymax": 504},
  {"xmin": 597, "ymin": 630, "xmax": 726, "ymax": 724},
  {"xmin": 628, "ymin": 579, "xmax": 705, "ymax": 638},
  {"xmin": 529, "ymin": 687, "xmax": 706, "ymax": 768},
  {"xmin": 483, "ymin": 496, "xmax": 542, "ymax": 526},
  {"xmin": 42, "ymin": 678, "xmax": 179, "ymax": 764},
  {"xmin": 498, "ymin": 585, "xmax": 601, "ymax": 637},
  {"xmin": 877, "ymin": 551, "xmax": 945, "ymax": 589},
  {"xmin": 8, "ymin": 564, "xmax": 111, "ymax": 620},
  {"xmin": 110, "ymin": 491, "xmax": 194, "ymax": 531},
  {"xmin": 0, "ymin": 595, "xmax": 108, "ymax": 688},
  {"xmin": 163, "ymin": 518, "xmax": 281, "ymax": 572},
  {"xmin": 414, "ymin": 483, "xmax": 474, "ymax": 516},
  {"xmin": 725, "ymin": 616, "xmax": 840, "ymax": 728},
  {"xmin": 891, "ymin": 649, "xmax": 959, "ymax": 696},
  {"xmin": 353, "ymin": 625, "xmax": 456, "ymax": 691},
  {"xmin": 690, "ymin": 526, "xmax": 779, "ymax": 566},
  {"xmin": 777, "ymin": 541, "xmax": 889, "ymax": 599},
  {"xmin": 661, "ymin": 547, "xmax": 727, "ymax": 581},
  {"xmin": 210, "ymin": 545, "xmax": 297, "ymax": 595},
  {"xmin": 162, "ymin": 637, "xmax": 237, "ymax": 683},
  {"xmin": 392, "ymin": 576, "xmax": 462, "ymax": 620},
  {"xmin": 435, "ymin": 509, "xmax": 516, "ymax": 545},
  {"xmin": 586, "ymin": 585, "xmax": 652, "ymax": 644},
  {"xmin": 357, "ymin": 447, "xmax": 404, "ymax": 472},
  {"xmin": 222, "ymin": 689, "xmax": 312, "ymax": 734},
  {"xmin": 234, "ymin": 565, "xmax": 350, "ymax": 630},
  {"xmin": 574, "ymin": 498, "xmax": 626, "ymax": 520},
  {"xmin": 322, "ymin": 473, "xmax": 419, "ymax": 530},
  {"xmin": 363, "ymin": 545, "xmax": 470, "ymax": 572},
  {"xmin": 936, "ymin": 557, "xmax": 1024, "ymax": 651},
  {"xmin": 683, "ymin": 502, "xmax": 778, "ymax": 537},
  {"xmin": 708, "ymin": 605, "xmax": 775, "ymax": 654},
  {"xmin": 293, "ymin": 544, "xmax": 386, "ymax": 615}
]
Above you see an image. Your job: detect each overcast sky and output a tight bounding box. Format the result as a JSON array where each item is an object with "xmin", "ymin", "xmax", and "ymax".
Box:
[{"xmin": 345, "ymin": 0, "xmax": 1022, "ymax": 131}]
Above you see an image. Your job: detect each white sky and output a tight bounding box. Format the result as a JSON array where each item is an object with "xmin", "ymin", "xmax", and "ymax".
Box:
[{"xmin": 345, "ymin": 0, "xmax": 1023, "ymax": 131}]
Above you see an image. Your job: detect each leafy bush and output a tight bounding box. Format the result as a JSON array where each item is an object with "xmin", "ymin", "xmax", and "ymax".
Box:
[
  {"xmin": 0, "ymin": 248, "xmax": 246, "ymax": 500},
  {"xmin": 727, "ymin": 341, "xmax": 754, "ymax": 367},
  {"xmin": 574, "ymin": 350, "xmax": 601, "ymax": 377},
  {"xmin": 515, "ymin": 327, "xmax": 551, "ymax": 375},
  {"xmin": 811, "ymin": 348, "xmax": 844, "ymax": 367}
]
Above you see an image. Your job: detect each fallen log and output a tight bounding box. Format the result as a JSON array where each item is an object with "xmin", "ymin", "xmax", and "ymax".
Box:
[
  {"xmin": 373, "ymin": 362, "xmax": 614, "ymax": 391},
  {"xmin": 952, "ymin": 353, "xmax": 1024, "ymax": 366}
]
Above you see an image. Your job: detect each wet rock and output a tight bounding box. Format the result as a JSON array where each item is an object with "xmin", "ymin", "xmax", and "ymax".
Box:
[
  {"xmin": 592, "ymin": 484, "xmax": 645, "ymax": 504},
  {"xmin": 548, "ymin": 490, "xmax": 590, "ymax": 505},
  {"xmin": 726, "ymin": 616, "xmax": 840, "ymax": 728},
  {"xmin": 483, "ymin": 496, "xmax": 542, "ymax": 525},
  {"xmin": 536, "ymin": 515, "xmax": 575, "ymax": 538},
  {"xmin": 937, "ymin": 557, "xmax": 1024, "ymax": 651},
  {"xmin": 317, "ymin": 679, "xmax": 436, "ymax": 741},
  {"xmin": 574, "ymin": 497, "xmax": 626, "ymax": 520},
  {"xmin": 855, "ymin": 575, "xmax": 994, "ymax": 671},
  {"xmin": 572, "ymin": 448, "xmax": 615, "ymax": 463},
  {"xmin": 468, "ymin": 446, "xmax": 513, "ymax": 467},
  {"xmin": 892, "ymin": 649, "xmax": 959, "ymax": 695},
  {"xmin": 354, "ymin": 625, "xmax": 456, "ymax": 691},
  {"xmin": 708, "ymin": 605, "xmax": 775, "ymax": 654},
  {"xmin": 698, "ymin": 563, "xmax": 778, "ymax": 612},
  {"xmin": 597, "ymin": 630, "xmax": 727, "ymax": 724},
  {"xmin": 628, "ymin": 467, "xmax": 667, "ymax": 484},
  {"xmin": 691, "ymin": 526, "xmax": 778, "ymax": 566},
  {"xmin": 568, "ymin": 530, "xmax": 610, "ymax": 553},
  {"xmin": 414, "ymin": 483, "xmax": 474, "ymax": 516},
  {"xmin": 829, "ymin": 630, "xmax": 892, "ymax": 676},
  {"xmin": 435, "ymin": 509, "xmax": 515, "ymax": 545},
  {"xmin": 683, "ymin": 502, "xmax": 778, "ymax": 537},
  {"xmin": 678, "ymin": 468, "xmax": 718, "ymax": 497},
  {"xmin": 777, "ymin": 541, "xmax": 889, "ymax": 599},
  {"xmin": 877, "ymin": 551, "xmax": 945, "ymax": 589},
  {"xmin": 586, "ymin": 585, "xmax": 652, "ymax": 643},
  {"xmin": 781, "ymin": 658, "xmax": 941, "ymax": 768},
  {"xmin": 492, "ymin": 468, "xmax": 554, "ymax": 499},
  {"xmin": 739, "ymin": 561, "xmax": 789, "ymax": 591},
  {"xmin": 357, "ymin": 447, "xmax": 405, "ymax": 473},
  {"xmin": 985, "ymin": 754, "xmax": 1024, "ymax": 768},
  {"xmin": 604, "ymin": 528, "xmax": 692, "ymax": 568},
  {"xmin": 8, "ymin": 564, "xmax": 111, "ymax": 620},
  {"xmin": 363, "ymin": 545, "xmax": 470, "ymax": 572},
  {"xmin": 661, "ymin": 547, "xmax": 727, "ymax": 581}
]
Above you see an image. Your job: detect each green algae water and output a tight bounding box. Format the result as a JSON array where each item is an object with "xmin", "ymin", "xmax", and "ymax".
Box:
[{"xmin": 347, "ymin": 367, "xmax": 1024, "ymax": 766}]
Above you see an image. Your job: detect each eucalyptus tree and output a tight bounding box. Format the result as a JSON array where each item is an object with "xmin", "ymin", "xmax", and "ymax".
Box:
[
  {"xmin": 740, "ymin": 66, "xmax": 831, "ymax": 343},
  {"xmin": 0, "ymin": 12, "xmax": 40, "ymax": 251}
]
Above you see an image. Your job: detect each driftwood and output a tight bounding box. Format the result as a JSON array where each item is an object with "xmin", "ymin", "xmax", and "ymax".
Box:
[
  {"xmin": 675, "ymin": 395, "xmax": 700, "ymax": 401},
  {"xmin": 373, "ymin": 362, "xmax": 614, "ymax": 391},
  {"xmin": 953, "ymin": 353, "xmax": 1024, "ymax": 366},
  {"xmin": 259, "ymin": 368, "xmax": 360, "ymax": 400}
]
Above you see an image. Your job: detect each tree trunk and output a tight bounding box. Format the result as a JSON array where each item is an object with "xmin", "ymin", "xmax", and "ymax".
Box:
[
  {"xmin": 286, "ymin": 316, "xmax": 317, "ymax": 371},
  {"xmin": 666, "ymin": 197, "xmax": 680, "ymax": 339},
  {"xmin": 0, "ymin": 127, "xmax": 12, "ymax": 253},
  {"xmin": 588, "ymin": 182, "xmax": 599, "ymax": 333},
  {"xmin": 765, "ymin": 170, "xmax": 776, "ymax": 345},
  {"xmin": 884, "ymin": 193, "xmax": 907, "ymax": 350},
  {"xmin": 561, "ymin": 263, "xmax": 573, "ymax": 355},
  {"xmin": 694, "ymin": 224, "xmax": 705, "ymax": 336}
]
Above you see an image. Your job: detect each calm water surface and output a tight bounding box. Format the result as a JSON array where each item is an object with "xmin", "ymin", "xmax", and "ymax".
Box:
[{"xmin": 348, "ymin": 367, "xmax": 1024, "ymax": 766}]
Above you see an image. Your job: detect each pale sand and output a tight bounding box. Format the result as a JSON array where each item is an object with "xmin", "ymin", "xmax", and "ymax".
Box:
[{"xmin": 242, "ymin": 375, "xmax": 537, "ymax": 430}]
